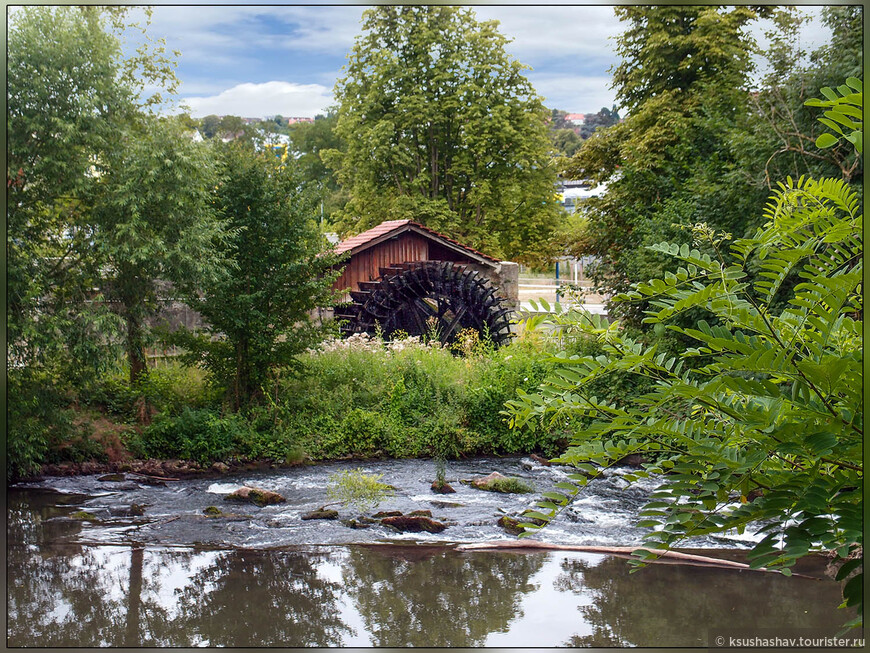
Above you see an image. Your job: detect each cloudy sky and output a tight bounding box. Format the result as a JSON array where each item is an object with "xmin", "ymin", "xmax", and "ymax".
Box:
[{"xmin": 127, "ymin": 2, "xmax": 831, "ymax": 119}]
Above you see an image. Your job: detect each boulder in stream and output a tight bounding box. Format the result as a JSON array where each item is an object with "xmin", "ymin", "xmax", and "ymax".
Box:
[
  {"xmin": 381, "ymin": 515, "xmax": 447, "ymax": 534},
  {"xmin": 431, "ymin": 480, "xmax": 456, "ymax": 494},
  {"xmin": 468, "ymin": 472, "xmax": 534, "ymax": 494},
  {"xmin": 302, "ymin": 508, "xmax": 339, "ymax": 520},
  {"xmin": 223, "ymin": 486, "xmax": 286, "ymax": 506},
  {"xmin": 497, "ymin": 515, "xmax": 525, "ymax": 535}
]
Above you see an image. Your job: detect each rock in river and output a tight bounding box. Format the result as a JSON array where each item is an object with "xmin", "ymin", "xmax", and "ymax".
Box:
[
  {"xmin": 468, "ymin": 472, "xmax": 534, "ymax": 494},
  {"xmin": 431, "ymin": 480, "xmax": 456, "ymax": 494},
  {"xmin": 224, "ymin": 486, "xmax": 286, "ymax": 506},
  {"xmin": 497, "ymin": 515, "xmax": 525, "ymax": 535},
  {"xmin": 302, "ymin": 508, "xmax": 339, "ymax": 520},
  {"xmin": 381, "ymin": 515, "xmax": 447, "ymax": 534}
]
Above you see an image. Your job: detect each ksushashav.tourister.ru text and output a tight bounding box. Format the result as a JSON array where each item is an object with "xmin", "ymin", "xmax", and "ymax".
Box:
[{"xmin": 715, "ymin": 635, "xmax": 864, "ymax": 648}]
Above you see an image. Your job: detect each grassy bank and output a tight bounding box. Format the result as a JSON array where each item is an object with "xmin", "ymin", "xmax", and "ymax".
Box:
[{"xmin": 10, "ymin": 332, "xmax": 566, "ymax": 479}]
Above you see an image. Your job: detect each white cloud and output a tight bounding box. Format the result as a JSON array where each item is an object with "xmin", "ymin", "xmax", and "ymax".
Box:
[
  {"xmin": 476, "ymin": 5, "xmax": 620, "ymax": 62},
  {"xmin": 528, "ymin": 74, "xmax": 616, "ymax": 113},
  {"xmin": 181, "ymin": 81, "xmax": 333, "ymax": 118}
]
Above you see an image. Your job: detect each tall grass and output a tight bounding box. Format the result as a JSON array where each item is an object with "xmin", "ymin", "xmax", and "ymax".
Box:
[{"xmin": 273, "ymin": 333, "xmax": 565, "ymax": 459}]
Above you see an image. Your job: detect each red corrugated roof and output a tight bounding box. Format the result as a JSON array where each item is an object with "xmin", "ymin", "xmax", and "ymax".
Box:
[
  {"xmin": 333, "ymin": 219, "xmax": 500, "ymax": 263},
  {"xmin": 333, "ymin": 220, "xmax": 411, "ymax": 256}
]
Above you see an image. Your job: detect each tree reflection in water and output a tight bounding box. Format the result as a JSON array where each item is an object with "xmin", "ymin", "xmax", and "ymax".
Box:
[
  {"xmin": 341, "ymin": 546, "xmax": 545, "ymax": 646},
  {"xmin": 555, "ymin": 555, "xmax": 853, "ymax": 647},
  {"xmin": 8, "ymin": 491, "xmax": 351, "ymax": 647},
  {"xmin": 9, "ymin": 490, "xmax": 851, "ymax": 647},
  {"xmin": 171, "ymin": 548, "xmax": 352, "ymax": 646}
]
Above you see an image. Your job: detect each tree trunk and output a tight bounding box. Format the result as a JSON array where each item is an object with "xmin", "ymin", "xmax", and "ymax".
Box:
[
  {"xmin": 234, "ymin": 339, "xmax": 250, "ymax": 411},
  {"xmin": 124, "ymin": 546, "xmax": 144, "ymax": 647},
  {"xmin": 126, "ymin": 312, "xmax": 147, "ymax": 386}
]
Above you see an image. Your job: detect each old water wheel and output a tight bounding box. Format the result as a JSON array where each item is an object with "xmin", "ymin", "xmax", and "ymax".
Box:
[{"xmin": 335, "ymin": 261, "xmax": 513, "ymax": 347}]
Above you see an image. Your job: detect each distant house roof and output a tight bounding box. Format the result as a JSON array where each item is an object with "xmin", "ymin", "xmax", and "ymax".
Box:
[
  {"xmin": 334, "ymin": 219, "xmax": 499, "ymax": 265},
  {"xmin": 565, "ymin": 113, "xmax": 585, "ymax": 124}
]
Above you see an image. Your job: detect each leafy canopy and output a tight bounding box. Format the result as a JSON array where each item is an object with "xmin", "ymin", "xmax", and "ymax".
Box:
[
  {"xmin": 560, "ymin": 6, "xmax": 771, "ymax": 317},
  {"xmin": 171, "ymin": 142, "xmax": 342, "ymax": 410},
  {"xmin": 508, "ymin": 87, "xmax": 863, "ymax": 628},
  {"xmin": 327, "ymin": 5, "xmax": 560, "ymax": 265}
]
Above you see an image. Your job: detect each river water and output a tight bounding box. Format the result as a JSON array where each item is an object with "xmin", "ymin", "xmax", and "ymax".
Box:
[{"xmin": 7, "ymin": 456, "xmax": 856, "ymax": 646}]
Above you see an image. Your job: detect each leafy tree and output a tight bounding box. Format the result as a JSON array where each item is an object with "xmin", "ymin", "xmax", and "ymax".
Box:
[
  {"xmin": 578, "ymin": 106, "xmax": 619, "ymax": 140},
  {"xmin": 91, "ymin": 115, "xmax": 226, "ymax": 386},
  {"xmin": 562, "ymin": 6, "xmax": 772, "ymax": 321},
  {"xmin": 547, "ymin": 109, "xmax": 583, "ymax": 157},
  {"xmin": 550, "ymin": 128, "xmax": 583, "ymax": 158},
  {"xmin": 200, "ymin": 114, "xmax": 222, "ymax": 139},
  {"xmin": 172, "ymin": 143, "xmax": 342, "ymax": 410},
  {"xmin": 326, "ymin": 5, "xmax": 561, "ymax": 265},
  {"xmin": 6, "ymin": 6, "xmax": 189, "ymax": 474},
  {"xmin": 746, "ymin": 6, "xmax": 863, "ymax": 187},
  {"xmin": 7, "ymin": 6, "xmax": 138, "ymax": 378},
  {"xmin": 508, "ymin": 87, "xmax": 863, "ymax": 628},
  {"xmin": 288, "ymin": 113, "xmax": 348, "ymax": 226}
]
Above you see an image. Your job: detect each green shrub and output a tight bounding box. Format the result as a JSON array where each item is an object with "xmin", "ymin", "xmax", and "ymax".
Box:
[
  {"xmin": 276, "ymin": 333, "xmax": 565, "ymax": 460},
  {"xmin": 326, "ymin": 468, "xmax": 394, "ymax": 514},
  {"xmin": 83, "ymin": 361, "xmax": 214, "ymax": 419},
  {"xmin": 127, "ymin": 407, "xmax": 249, "ymax": 465},
  {"xmin": 7, "ymin": 372, "xmax": 78, "ymax": 480}
]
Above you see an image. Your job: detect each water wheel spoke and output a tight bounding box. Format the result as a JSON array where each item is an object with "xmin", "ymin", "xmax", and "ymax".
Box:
[
  {"xmin": 439, "ymin": 305, "xmax": 468, "ymax": 343},
  {"xmin": 412, "ymin": 297, "xmax": 439, "ymax": 319},
  {"xmin": 346, "ymin": 261, "xmax": 513, "ymax": 349},
  {"xmin": 408, "ymin": 301, "xmax": 430, "ymax": 335}
]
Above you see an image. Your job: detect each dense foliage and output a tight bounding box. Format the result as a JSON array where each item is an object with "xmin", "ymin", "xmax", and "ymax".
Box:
[
  {"xmin": 287, "ymin": 114, "xmax": 348, "ymax": 226},
  {"xmin": 560, "ymin": 6, "xmax": 773, "ymax": 322},
  {"xmin": 84, "ymin": 334, "xmax": 576, "ymax": 467},
  {"xmin": 6, "ymin": 6, "xmax": 207, "ymax": 478},
  {"xmin": 508, "ymin": 84, "xmax": 863, "ymax": 627},
  {"xmin": 748, "ymin": 7, "xmax": 863, "ymax": 187},
  {"xmin": 92, "ymin": 114, "xmax": 226, "ymax": 384},
  {"xmin": 277, "ymin": 334, "xmax": 564, "ymax": 460},
  {"xmin": 326, "ymin": 5, "xmax": 561, "ymax": 265},
  {"xmin": 170, "ymin": 143, "xmax": 341, "ymax": 410}
]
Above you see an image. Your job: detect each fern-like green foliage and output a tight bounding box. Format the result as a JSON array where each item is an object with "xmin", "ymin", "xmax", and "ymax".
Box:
[
  {"xmin": 507, "ymin": 88, "xmax": 863, "ymax": 628},
  {"xmin": 805, "ymin": 77, "xmax": 862, "ymax": 153}
]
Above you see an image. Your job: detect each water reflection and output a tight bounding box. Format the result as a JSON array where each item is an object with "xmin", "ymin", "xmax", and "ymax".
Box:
[
  {"xmin": 7, "ymin": 490, "xmax": 855, "ymax": 647},
  {"xmin": 556, "ymin": 555, "xmax": 856, "ymax": 647},
  {"xmin": 342, "ymin": 546, "xmax": 544, "ymax": 646},
  {"xmin": 171, "ymin": 549, "xmax": 351, "ymax": 646}
]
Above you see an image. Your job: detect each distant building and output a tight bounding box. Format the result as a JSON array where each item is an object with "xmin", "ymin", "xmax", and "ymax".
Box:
[
  {"xmin": 564, "ymin": 113, "xmax": 585, "ymax": 126},
  {"xmin": 287, "ymin": 117, "xmax": 314, "ymax": 125},
  {"xmin": 556, "ymin": 179, "xmax": 607, "ymax": 212}
]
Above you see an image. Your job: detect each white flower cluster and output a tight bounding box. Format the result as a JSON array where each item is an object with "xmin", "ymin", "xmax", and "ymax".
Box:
[{"xmin": 310, "ymin": 332, "xmax": 441, "ymax": 355}]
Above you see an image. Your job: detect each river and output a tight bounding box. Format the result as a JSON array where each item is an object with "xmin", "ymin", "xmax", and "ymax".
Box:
[{"xmin": 7, "ymin": 456, "xmax": 855, "ymax": 646}]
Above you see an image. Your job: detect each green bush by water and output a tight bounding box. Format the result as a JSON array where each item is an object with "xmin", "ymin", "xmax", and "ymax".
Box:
[
  {"xmin": 9, "ymin": 330, "xmax": 657, "ymax": 475},
  {"xmin": 275, "ymin": 334, "xmax": 564, "ymax": 460}
]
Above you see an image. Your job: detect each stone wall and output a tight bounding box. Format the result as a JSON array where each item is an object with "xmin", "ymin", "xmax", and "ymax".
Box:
[{"xmin": 466, "ymin": 261, "xmax": 520, "ymax": 311}]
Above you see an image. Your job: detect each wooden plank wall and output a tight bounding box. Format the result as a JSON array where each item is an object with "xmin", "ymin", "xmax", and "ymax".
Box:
[{"xmin": 333, "ymin": 232, "xmax": 431, "ymax": 294}]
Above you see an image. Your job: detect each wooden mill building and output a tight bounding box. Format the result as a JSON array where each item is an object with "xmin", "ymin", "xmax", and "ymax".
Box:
[{"xmin": 330, "ymin": 220, "xmax": 519, "ymax": 345}]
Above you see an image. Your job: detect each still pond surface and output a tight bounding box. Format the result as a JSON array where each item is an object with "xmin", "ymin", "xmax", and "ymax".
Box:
[{"xmin": 7, "ymin": 456, "xmax": 853, "ymax": 647}]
